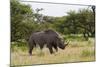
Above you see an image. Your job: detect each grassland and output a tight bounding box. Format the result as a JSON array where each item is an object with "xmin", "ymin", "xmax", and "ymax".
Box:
[{"xmin": 11, "ymin": 37, "xmax": 95, "ymax": 66}]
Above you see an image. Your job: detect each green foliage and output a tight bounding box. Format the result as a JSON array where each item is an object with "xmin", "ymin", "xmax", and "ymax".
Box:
[
  {"xmin": 11, "ymin": 0, "xmax": 34, "ymax": 42},
  {"xmin": 11, "ymin": 0, "xmax": 56, "ymax": 42},
  {"xmin": 51, "ymin": 9, "xmax": 95, "ymax": 40},
  {"xmin": 52, "ymin": 9, "xmax": 95, "ymax": 40},
  {"xmin": 11, "ymin": 40, "xmax": 28, "ymax": 52},
  {"xmin": 63, "ymin": 34, "xmax": 85, "ymax": 42},
  {"xmin": 52, "ymin": 16, "xmax": 67, "ymax": 34},
  {"xmin": 66, "ymin": 9, "xmax": 95, "ymax": 38}
]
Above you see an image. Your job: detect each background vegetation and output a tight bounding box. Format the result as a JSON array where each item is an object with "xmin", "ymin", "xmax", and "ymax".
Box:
[{"xmin": 11, "ymin": 0, "xmax": 95, "ymax": 66}]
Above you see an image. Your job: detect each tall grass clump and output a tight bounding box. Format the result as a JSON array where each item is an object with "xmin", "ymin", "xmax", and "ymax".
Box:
[{"xmin": 81, "ymin": 49, "xmax": 95, "ymax": 57}]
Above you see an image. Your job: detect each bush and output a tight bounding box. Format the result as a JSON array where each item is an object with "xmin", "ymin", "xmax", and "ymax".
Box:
[{"xmin": 11, "ymin": 41, "xmax": 28, "ymax": 52}]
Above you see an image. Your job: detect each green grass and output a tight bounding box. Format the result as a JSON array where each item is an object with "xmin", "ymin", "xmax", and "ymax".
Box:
[
  {"xmin": 63, "ymin": 34, "xmax": 85, "ymax": 41},
  {"xmin": 81, "ymin": 49, "xmax": 95, "ymax": 57}
]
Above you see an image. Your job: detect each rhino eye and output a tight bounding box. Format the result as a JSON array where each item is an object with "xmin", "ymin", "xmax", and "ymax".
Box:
[{"xmin": 61, "ymin": 39, "xmax": 64, "ymax": 42}]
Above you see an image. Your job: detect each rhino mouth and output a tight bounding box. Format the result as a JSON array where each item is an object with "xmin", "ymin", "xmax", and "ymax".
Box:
[
  {"xmin": 63, "ymin": 41, "xmax": 69, "ymax": 49},
  {"xmin": 59, "ymin": 41, "xmax": 69, "ymax": 49}
]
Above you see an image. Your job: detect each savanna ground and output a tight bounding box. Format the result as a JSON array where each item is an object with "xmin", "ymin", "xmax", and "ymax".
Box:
[{"xmin": 11, "ymin": 35, "xmax": 95, "ymax": 66}]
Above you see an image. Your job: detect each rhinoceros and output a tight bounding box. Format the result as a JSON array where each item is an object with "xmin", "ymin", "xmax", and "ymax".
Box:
[{"xmin": 28, "ymin": 29, "xmax": 68, "ymax": 55}]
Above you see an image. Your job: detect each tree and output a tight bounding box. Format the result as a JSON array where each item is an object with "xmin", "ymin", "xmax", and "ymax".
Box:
[
  {"xmin": 52, "ymin": 16, "xmax": 67, "ymax": 34},
  {"xmin": 77, "ymin": 9, "xmax": 95, "ymax": 38},
  {"xmin": 11, "ymin": 0, "xmax": 34, "ymax": 42},
  {"xmin": 59, "ymin": 9, "xmax": 95, "ymax": 40}
]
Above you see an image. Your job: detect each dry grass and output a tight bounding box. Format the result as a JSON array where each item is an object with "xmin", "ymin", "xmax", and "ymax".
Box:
[{"xmin": 11, "ymin": 39, "xmax": 95, "ymax": 66}]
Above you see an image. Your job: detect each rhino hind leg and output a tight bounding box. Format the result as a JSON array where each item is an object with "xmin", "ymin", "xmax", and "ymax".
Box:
[
  {"xmin": 28, "ymin": 40, "xmax": 36, "ymax": 56},
  {"xmin": 29, "ymin": 46, "xmax": 33, "ymax": 56}
]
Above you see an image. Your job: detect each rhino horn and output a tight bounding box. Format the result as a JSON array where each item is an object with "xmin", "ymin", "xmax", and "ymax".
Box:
[{"xmin": 64, "ymin": 41, "xmax": 69, "ymax": 47}]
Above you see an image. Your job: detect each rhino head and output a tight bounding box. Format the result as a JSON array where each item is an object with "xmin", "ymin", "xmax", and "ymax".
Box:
[{"xmin": 57, "ymin": 38, "xmax": 69, "ymax": 49}]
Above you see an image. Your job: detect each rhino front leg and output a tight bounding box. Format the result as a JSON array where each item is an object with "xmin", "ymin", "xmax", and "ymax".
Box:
[
  {"xmin": 47, "ymin": 44, "xmax": 54, "ymax": 54},
  {"xmin": 53, "ymin": 45, "xmax": 58, "ymax": 52}
]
